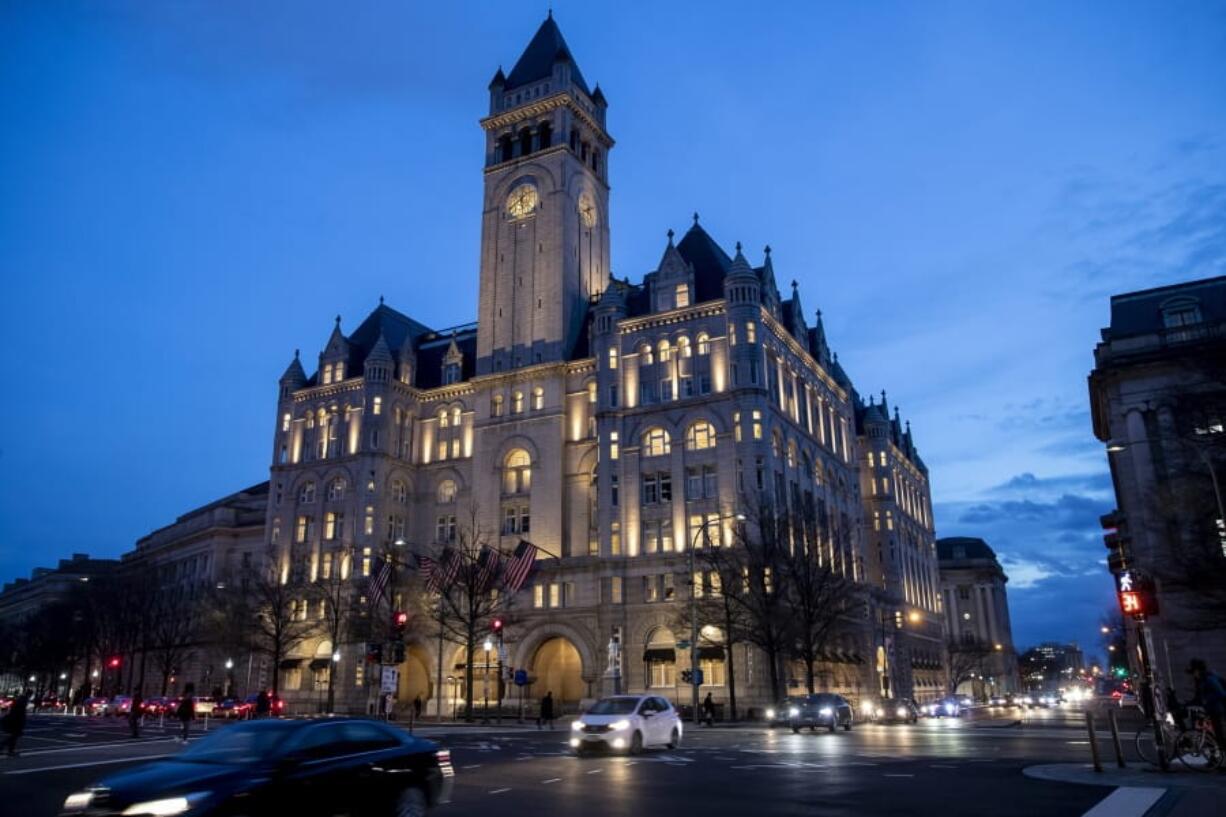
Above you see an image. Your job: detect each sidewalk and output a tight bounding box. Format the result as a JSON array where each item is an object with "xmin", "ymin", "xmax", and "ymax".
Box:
[{"xmin": 1024, "ymin": 762, "xmax": 1226, "ymax": 792}]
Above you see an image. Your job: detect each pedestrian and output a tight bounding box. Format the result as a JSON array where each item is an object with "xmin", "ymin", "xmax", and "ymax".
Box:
[
  {"xmin": 1187, "ymin": 658, "xmax": 1226, "ymax": 748},
  {"xmin": 538, "ymin": 691, "xmax": 554, "ymax": 730},
  {"xmin": 175, "ymin": 692, "xmax": 194, "ymax": 742},
  {"xmin": 2, "ymin": 691, "xmax": 29, "ymax": 757},
  {"xmin": 413, "ymin": 694, "xmax": 423, "ymax": 722},
  {"xmin": 255, "ymin": 689, "xmax": 270, "ymax": 719},
  {"xmin": 702, "ymin": 692, "xmax": 716, "ymax": 726},
  {"xmin": 128, "ymin": 692, "xmax": 143, "ymax": 739}
]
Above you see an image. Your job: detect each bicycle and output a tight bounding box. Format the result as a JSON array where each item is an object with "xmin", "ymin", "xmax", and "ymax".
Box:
[{"xmin": 1135, "ymin": 706, "xmax": 1222, "ymax": 771}]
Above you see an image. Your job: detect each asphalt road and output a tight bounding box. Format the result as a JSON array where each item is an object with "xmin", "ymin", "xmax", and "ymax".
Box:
[{"xmin": 0, "ymin": 709, "xmax": 1124, "ymax": 817}]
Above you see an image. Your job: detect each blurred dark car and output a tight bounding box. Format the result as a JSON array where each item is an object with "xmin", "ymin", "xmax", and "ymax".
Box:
[
  {"xmin": 141, "ymin": 697, "xmax": 172, "ymax": 715},
  {"xmin": 243, "ymin": 692, "xmax": 286, "ymax": 716},
  {"xmin": 212, "ymin": 698, "xmax": 253, "ymax": 719},
  {"xmin": 879, "ymin": 699, "xmax": 920, "ymax": 724},
  {"xmin": 60, "ymin": 718, "xmax": 453, "ymax": 817},
  {"xmin": 788, "ymin": 693, "xmax": 853, "ymax": 733}
]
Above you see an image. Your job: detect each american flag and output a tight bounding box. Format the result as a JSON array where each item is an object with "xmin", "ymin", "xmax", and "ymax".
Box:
[
  {"xmin": 502, "ymin": 540, "xmax": 537, "ymax": 594},
  {"xmin": 475, "ymin": 545, "xmax": 500, "ymax": 594},
  {"xmin": 436, "ymin": 547, "xmax": 461, "ymax": 592},
  {"xmin": 368, "ymin": 557, "xmax": 392, "ymax": 605},
  {"xmin": 414, "ymin": 553, "xmax": 440, "ymax": 594}
]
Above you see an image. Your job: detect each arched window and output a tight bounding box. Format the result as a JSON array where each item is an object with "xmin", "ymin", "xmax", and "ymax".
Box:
[
  {"xmin": 686, "ymin": 421, "xmax": 716, "ymax": 451},
  {"xmin": 438, "ymin": 408, "xmax": 449, "ymax": 429},
  {"xmin": 298, "ymin": 481, "xmax": 316, "ymax": 504},
  {"xmin": 677, "ymin": 336, "xmax": 691, "ymax": 358},
  {"xmin": 658, "ymin": 339, "xmax": 672, "ymax": 362},
  {"xmin": 451, "ymin": 406, "xmax": 462, "ymax": 427},
  {"xmin": 281, "ymin": 413, "xmax": 291, "ymax": 432},
  {"xmin": 696, "ymin": 332, "xmax": 710, "ymax": 355},
  {"xmin": 334, "ymin": 362, "xmax": 344, "ymax": 380},
  {"xmin": 512, "ymin": 391, "xmax": 525, "ymax": 414},
  {"xmin": 771, "ymin": 429, "xmax": 783, "ymax": 458},
  {"xmin": 326, "ymin": 477, "xmax": 346, "ymax": 501},
  {"xmin": 532, "ymin": 387, "xmax": 544, "ymax": 411},
  {"xmin": 518, "ymin": 127, "xmax": 533, "ymax": 157},
  {"xmin": 437, "ymin": 479, "xmax": 457, "ymax": 504},
  {"xmin": 538, "ymin": 121, "xmax": 552, "ymax": 149},
  {"xmin": 503, "ymin": 449, "xmax": 532, "ymax": 495},
  {"xmin": 391, "ymin": 479, "xmax": 408, "ymax": 504},
  {"xmin": 640, "ymin": 343, "xmax": 654, "ymax": 365},
  {"xmin": 642, "ymin": 427, "xmax": 671, "ymax": 457},
  {"xmin": 787, "ymin": 440, "xmax": 798, "ymax": 468},
  {"xmin": 492, "ymin": 394, "xmax": 504, "ymax": 417}
]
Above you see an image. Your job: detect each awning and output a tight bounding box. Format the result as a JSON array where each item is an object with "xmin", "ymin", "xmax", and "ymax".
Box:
[
  {"xmin": 643, "ymin": 648, "xmax": 676, "ymax": 662},
  {"xmin": 278, "ymin": 659, "xmax": 303, "ymax": 670},
  {"xmin": 696, "ymin": 645, "xmax": 725, "ymax": 660},
  {"xmin": 309, "ymin": 658, "xmax": 332, "ymax": 671}
]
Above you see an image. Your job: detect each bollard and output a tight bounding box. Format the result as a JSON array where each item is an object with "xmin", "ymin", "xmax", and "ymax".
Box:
[
  {"xmin": 1107, "ymin": 708, "xmax": 1126, "ymax": 768},
  {"xmin": 1085, "ymin": 711, "xmax": 1102, "ymax": 773},
  {"xmin": 203, "ymin": 712, "xmax": 209, "ymax": 733}
]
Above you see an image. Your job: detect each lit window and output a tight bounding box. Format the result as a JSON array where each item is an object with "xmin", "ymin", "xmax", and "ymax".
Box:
[
  {"xmin": 361, "ymin": 547, "xmax": 372, "ymax": 577},
  {"xmin": 696, "ymin": 333, "xmax": 710, "ymax": 355},
  {"xmin": 532, "ymin": 387, "xmax": 544, "ymax": 410},
  {"xmin": 686, "ymin": 421, "xmax": 716, "ymax": 450},
  {"xmin": 372, "ymin": 397, "xmax": 382, "ymax": 415},
  {"xmin": 534, "ymin": 584, "xmax": 545, "ymax": 609},
  {"xmin": 675, "ymin": 283, "xmax": 690, "ymax": 308},
  {"xmin": 659, "ymin": 340, "xmax": 672, "ymax": 362},
  {"xmin": 503, "ymin": 449, "xmax": 532, "ymax": 494},
  {"xmin": 641, "ymin": 344, "xmax": 654, "ymax": 365},
  {"xmin": 609, "ymin": 431, "xmax": 619, "ymax": 460},
  {"xmin": 752, "ymin": 410, "xmax": 763, "ymax": 440},
  {"xmin": 324, "ymin": 511, "xmax": 340, "ymax": 540},
  {"xmin": 492, "ymin": 394, "xmax": 504, "ymax": 417},
  {"xmin": 334, "ymin": 362, "xmax": 344, "ymax": 380},
  {"xmin": 281, "ymin": 413, "xmax": 291, "ymax": 432},
  {"xmin": 437, "ymin": 479, "xmax": 457, "ymax": 503},
  {"xmin": 745, "ymin": 322, "xmax": 756, "ymax": 344},
  {"xmin": 322, "ymin": 364, "xmax": 332, "ymax": 385},
  {"xmin": 364, "ymin": 506, "xmax": 374, "ymax": 536},
  {"xmin": 677, "ymin": 336, "xmax": 691, "ymax": 358},
  {"xmin": 608, "ymin": 348, "xmax": 618, "ymax": 370},
  {"xmin": 512, "ymin": 391, "xmax": 524, "ymax": 414},
  {"xmin": 733, "ymin": 411, "xmax": 742, "ymax": 442},
  {"xmin": 610, "ymin": 576, "xmax": 623, "ymax": 603},
  {"xmin": 587, "ymin": 382, "xmax": 597, "ymax": 403},
  {"xmin": 642, "ymin": 427, "xmax": 671, "ymax": 457}
]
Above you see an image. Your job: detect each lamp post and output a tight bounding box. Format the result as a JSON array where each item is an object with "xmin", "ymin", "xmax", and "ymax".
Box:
[
  {"xmin": 688, "ymin": 512, "xmax": 745, "ymax": 726},
  {"xmin": 482, "ymin": 638, "xmax": 493, "ymax": 723}
]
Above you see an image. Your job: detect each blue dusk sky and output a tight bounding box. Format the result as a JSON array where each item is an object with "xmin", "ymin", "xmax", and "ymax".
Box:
[{"xmin": 2, "ymin": 2, "xmax": 1224, "ymax": 658}]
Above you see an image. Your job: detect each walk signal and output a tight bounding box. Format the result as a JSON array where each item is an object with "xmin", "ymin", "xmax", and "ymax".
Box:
[{"xmin": 1115, "ymin": 570, "xmax": 1158, "ymax": 620}]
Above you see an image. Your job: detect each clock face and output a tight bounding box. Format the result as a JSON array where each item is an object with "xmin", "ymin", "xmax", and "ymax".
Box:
[
  {"xmin": 578, "ymin": 193, "xmax": 596, "ymax": 228},
  {"xmin": 506, "ymin": 184, "xmax": 538, "ymax": 219}
]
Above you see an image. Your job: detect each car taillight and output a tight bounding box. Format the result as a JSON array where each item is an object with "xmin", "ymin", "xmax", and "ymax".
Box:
[{"xmin": 436, "ymin": 750, "xmax": 454, "ymax": 776}]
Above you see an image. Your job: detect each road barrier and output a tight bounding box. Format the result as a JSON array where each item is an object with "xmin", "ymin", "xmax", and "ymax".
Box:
[
  {"xmin": 1106, "ymin": 708, "xmax": 1126, "ymax": 768},
  {"xmin": 1085, "ymin": 711, "xmax": 1103, "ymax": 773}
]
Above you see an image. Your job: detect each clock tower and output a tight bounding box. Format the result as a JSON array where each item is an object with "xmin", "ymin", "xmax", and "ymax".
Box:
[{"xmin": 475, "ymin": 14, "xmax": 612, "ymax": 375}]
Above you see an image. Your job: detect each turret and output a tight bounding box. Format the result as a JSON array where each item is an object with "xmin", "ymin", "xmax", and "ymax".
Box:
[
  {"xmin": 279, "ymin": 349, "xmax": 307, "ymax": 400},
  {"xmin": 363, "ymin": 332, "xmax": 393, "ymax": 383},
  {"xmin": 318, "ymin": 315, "xmax": 350, "ymax": 385},
  {"xmin": 724, "ymin": 242, "xmax": 763, "ymax": 389}
]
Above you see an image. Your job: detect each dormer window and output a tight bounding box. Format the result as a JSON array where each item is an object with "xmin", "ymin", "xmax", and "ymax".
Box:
[
  {"xmin": 675, "ymin": 284, "xmax": 690, "ymax": 309},
  {"xmin": 443, "ymin": 362, "xmax": 461, "ymax": 384},
  {"xmin": 1161, "ymin": 297, "xmax": 1202, "ymax": 329},
  {"xmin": 334, "ymin": 362, "xmax": 344, "ymax": 380},
  {"xmin": 322, "ymin": 364, "xmax": 332, "ymax": 385}
]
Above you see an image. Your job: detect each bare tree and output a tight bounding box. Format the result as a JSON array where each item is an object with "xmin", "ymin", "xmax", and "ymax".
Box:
[
  {"xmin": 681, "ymin": 552, "xmax": 753, "ymax": 721},
  {"xmin": 310, "ymin": 546, "xmax": 363, "ymax": 713},
  {"xmin": 244, "ymin": 549, "xmax": 318, "ymax": 697},
  {"xmin": 947, "ymin": 636, "xmax": 995, "ymax": 694},
  {"xmin": 146, "ymin": 587, "xmax": 199, "ymax": 696}
]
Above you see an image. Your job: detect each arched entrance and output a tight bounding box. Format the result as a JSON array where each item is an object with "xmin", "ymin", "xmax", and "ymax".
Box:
[
  {"xmin": 396, "ymin": 644, "xmax": 433, "ymax": 711},
  {"xmin": 531, "ymin": 637, "xmax": 584, "ymax": 710},
  {"xmin": 644, "ymin": 627, "xmax": 678, "ymax": 699},
  {"xmin": 449, "ymin": 644, "xmax": 499, "ymax": 718}
]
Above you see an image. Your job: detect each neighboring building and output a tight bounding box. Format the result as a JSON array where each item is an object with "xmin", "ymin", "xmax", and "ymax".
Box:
[
  {"xmin": 1019, "ymin": 642, "xmax": 1085, "ymax": 693},
  {"xmin": 857, "ymin": 394, "xmax": 944, "ymax": 703},
  {"xmin": 261, "ymin": 15, "xmax": 943, "ymax": 716},
  {"xmin": 937, "ymin": 537, "xmax": 1019, "ymax": 698},
  {"xmin": 0, "ymin": 554, "xmax": 119, "ymax": 694},
  {"xmin": 1089, "ymin": 275, "xmax": 1226, "ymax": 699}
]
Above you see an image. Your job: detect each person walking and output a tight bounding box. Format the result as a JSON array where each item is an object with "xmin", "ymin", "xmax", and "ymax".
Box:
[
  {"xmin": 1187, "ymin": 658, "xmax": 1226, "ymax": 749},
  {"xmin": 255, "ymin": 689, "xmax": 270, "ymax": 719},
  {"xmin": 175, "ymin": 692, "xmax": 194, "ymax": 742},
  {"xmin": 413, "ymin": 694, "xmax": 423, "ymax": 722},
  {"xmin": 538, "ymin": 691, "xmax": 555, "ymax": 730},
  {"xmin": 702, "ymin": 692, "xmax": 716, "ymax": 727},
  {"xmin": 2, "ymin": 691, "xmax": 30, "ymax": 757},
  {"xmin": 128, "ymin": 692, "xmax": 143, "ymax": 738}
]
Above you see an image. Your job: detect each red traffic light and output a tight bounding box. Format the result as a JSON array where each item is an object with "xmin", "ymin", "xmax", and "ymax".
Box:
[
  {"xmin": 107, "ymin": 657, "xmax": 121, "ymax": 669},
  {"xmin": 491, "ymin": 618, "xmax": 504, "ymax": 633},
  {"xmin": 392, "ymin": 610, "xmax": 409, "ymax": 630}
]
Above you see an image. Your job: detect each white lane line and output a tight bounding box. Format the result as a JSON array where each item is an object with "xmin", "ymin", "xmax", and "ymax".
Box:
[
  {"xmin": 542, "ymin": 778, "xmax": 562, "ymax": 784},
  {"xmin": 1080, "ymin": 787, "xmax": 1165, "ymax": 817},
  {"xmin": 586, "ymin": 768, "xmax": 602, "ymax": 774},
  {"xmin": 625, "ymin": 761, "xmax": 637, "ymax": 767},
  {"xmin": 5, "ymin": 754, "xmax": 173, "ymax": 775},
  {"xmin": 462, "ymin": 764, "xmax": 482, "ymax": 769},
  {"xmin": 489, "ymin": 788, "xmax": 511, "ymax": 795}
]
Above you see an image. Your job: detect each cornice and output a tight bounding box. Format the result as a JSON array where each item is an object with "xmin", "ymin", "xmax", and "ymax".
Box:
[
  {"xmin": 479, "ymin": 92, "xmax": 615, "ymax": 149},
  {"xmin": 617, "ymin": 302, "xmax": 727, "ymax": 335},
  {"xmin": 759, "ymin": 308, "xmax": 848, "ymax": 402}
]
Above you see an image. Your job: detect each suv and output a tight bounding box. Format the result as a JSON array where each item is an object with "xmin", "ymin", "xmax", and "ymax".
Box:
[{"xmin": 788, "ymin": 693, "xmax": 853, "ymax": 733}]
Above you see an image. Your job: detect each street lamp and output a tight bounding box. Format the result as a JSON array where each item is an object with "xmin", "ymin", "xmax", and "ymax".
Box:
[
  {"xmin": 483, "ymin": 638, "xmax": 493, "ymax": 722},
  {"xmin": 688, "ymin": 511, "xmax": 746, "ymax": 726}
]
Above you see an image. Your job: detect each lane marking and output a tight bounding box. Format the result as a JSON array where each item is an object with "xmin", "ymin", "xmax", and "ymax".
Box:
[
  {"xmin": 542, "ymin": 778, "xmax": 561, "ymax": 784},
  {"xmin": 1080, "ymin": 787, "xmax": 1165, "ymax": 817},
  {"xmin": 16, "ymin": 738, "xmax": 183, "ymax": 757},
  {"xmin": 5, "ymin": 754, "xmax": 173, "ymax": 775},
  {"xmin": 586, "ymin": 768, "xmax": 602, "ymax": 774},
  {"xmin": 884, "ymin": 773, "xmax": 915, "ymax": 778},
  {"xmin": 489, "ymin": 788, "xmax": 511, "ymax": 795},
  {"xmin": 462, "ymin": 764, "xmax": 482, "ymax": 769}
]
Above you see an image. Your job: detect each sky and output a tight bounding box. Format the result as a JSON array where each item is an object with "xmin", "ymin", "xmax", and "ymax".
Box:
[{"xmin": 2, "ymin": 1, "xmax": 1225, "ymax": 658}]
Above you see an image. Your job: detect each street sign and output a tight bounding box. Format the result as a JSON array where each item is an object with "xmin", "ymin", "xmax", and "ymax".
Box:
[
  {"xmin": 514, "ymin": 669, "xmax": 529, "ymax": 687},
  {"xmin": 380, "ymin": 667, "xmax": 399, "ymax": 694}
]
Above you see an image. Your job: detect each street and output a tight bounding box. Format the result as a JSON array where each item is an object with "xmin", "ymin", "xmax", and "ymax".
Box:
[{"xmin": 0, "ymin": 707, "xmax": 1131, "ymax": 817}]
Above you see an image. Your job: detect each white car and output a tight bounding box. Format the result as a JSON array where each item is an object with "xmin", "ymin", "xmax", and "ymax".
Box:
[{"xmin": 570, "ymin": 695, "xmax": 683, "ymax": 755}]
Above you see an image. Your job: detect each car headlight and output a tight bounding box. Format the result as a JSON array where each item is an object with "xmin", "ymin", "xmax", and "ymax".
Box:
[
  {"xmin": 944, "ymin": 704, "xmax": 955, "ymax": 713},
  {"xmin": 874, "ymin": 707, "xmax": 883, "ymax": 718},
  {"xmin": 572, "ymin": 721, "xmax": 584, "ymax": 731},
  {"xmin": 765, "ymin": 708, "xmax": 777, "ymax": 720},
  {"xmin": 896, "ymin": 707, "xmax": 908, "ymax": 718},
  {"xmin": 860, "ymin": 701, "xmax": 875, "ymax": 714},
  {"xmin": 788, "ymin": 706, "xmax": 800, "ymax": 717},
  {"xmin": 609, "ymin": 719, "xmax": 631, "ymax": 731},
  {"xmin": 819, "ymin": 707, "xmax": 833, "ymax": 717},
  {"xmin": 121, "ymin": 792, "xmax": 210, "ymax": 816},
  {"xmin": 63, "ymin": 792, "xmax": 94, "ymax": 812}
]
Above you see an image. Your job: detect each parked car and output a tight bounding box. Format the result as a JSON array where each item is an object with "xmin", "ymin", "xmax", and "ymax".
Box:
[
  {"xmin": 142, "ymin": 696, "xmax": 172, "ymax": 715},
  {"xmin": 192, "ymin": 697, "xmax": 217, "ymax": 716},
  {"xmin": 929, "ymin": 696, "xmax": 964, "ymax": 717},
  {"xmin": 242, "ymin": 692, "xmax": 286, "ymax": 716},
  {"xmin": 107, "ymin": 695, "xmax": 134, "ymax": 716},
  {"xmin": 212, "ymin": 698, "xmax": 253, "ymax": 719},
  {"xmin": 60, "ymin": 718, "xmax": 453, "ymax": 817},
  {"xmin": 787, "ymin": 693, "xmax": 854, "ymax": 733},
  {"xmin": 82, "ymin": 696, "xmax": 109, "ymax": 715},
  {"xmin": 570, "ymin": 695, "xmax": 683, "ymax": 755}
]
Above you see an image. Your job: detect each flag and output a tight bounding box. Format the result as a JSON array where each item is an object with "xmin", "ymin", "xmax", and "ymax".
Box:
[
  {"xmin": 369, "ymin": 557, "xmax": 392, "ymax": 605},
  {"xmin": 475, "ymin": 545, "xmax": 501, "ymax": 594},
  {"xmin": 502, "ymin": 540, "xmax": 537, "ymax": 594},
  {"xmin": 436, "ymin": 547, "xmax": 461, "ymax": 591},
  {"xmin": 414, "ymin": 553, "xmax": 439, "ymax": 594}
]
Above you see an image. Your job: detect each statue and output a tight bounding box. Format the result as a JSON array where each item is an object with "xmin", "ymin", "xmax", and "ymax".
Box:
[{"xmin": 606, "ymin": 634, "xmax": 622, "ymax": 676}]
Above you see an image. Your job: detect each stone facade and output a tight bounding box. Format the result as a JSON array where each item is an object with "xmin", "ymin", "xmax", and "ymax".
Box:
[
  {"xmin": 937, "ymin": 537, "xmax": 1020, "ymax": 698},
  {"xmin": 1089, "ymin": 274, "xmax": 1226, "ymax": 697}
]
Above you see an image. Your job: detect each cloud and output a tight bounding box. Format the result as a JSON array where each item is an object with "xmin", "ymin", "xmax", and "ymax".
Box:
[{"xmin": 989, "ymin": 471, "xmax": 1113, "ymax": 497}]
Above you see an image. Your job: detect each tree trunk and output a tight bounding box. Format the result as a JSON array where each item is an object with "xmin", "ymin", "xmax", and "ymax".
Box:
[
  {"xmin": 766, "ymin": 645, "xmax": 782, "ymax": 703},
  {"xmin": 805, "ymin": 657, "xmax": 816, "ymax": 694},
  {"xmin": 725, "ymin": 638, "xmax": 738, "ymax": 721},
  {"xmin": 326, "ymin": 663, "xmax": 336, "ymax": 713},
  {"xmin": 463, "ymin": 637, "xmax": 476, "ymax": 722},
  {"xmin": 271, "ymin": 643, "xmax": 282, "ymax": 698}
]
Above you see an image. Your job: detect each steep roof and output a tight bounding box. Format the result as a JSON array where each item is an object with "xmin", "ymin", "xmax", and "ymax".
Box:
[
  {"xmin": 1105, "ymin": 275, "xmax": 1226, "ymax": 340},
  {"xmin": 675, "ymin": 222, "xmax": 732, "ymax": 303},
  {"xmin": 341, "ymin": 304, "xmax": 433, "ymax": 379},
  {"xmin": 505, "ymin": 14, "xmax": 590, "ymax": 94},
  {"xmin": 936, "ymin": 537, "xmax": 998, "ymax": 562}
]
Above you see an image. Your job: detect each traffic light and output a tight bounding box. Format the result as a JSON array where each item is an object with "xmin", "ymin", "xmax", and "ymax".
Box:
[
  {"xmin": 392, "ymin": 610, "xmax": 409, "ymax": 633},
  {"xmin": 391, "ymin": 642, "xmax": 406, "ymax": 664},
  {"xmin": 107, "ymin": 656, "xmax": 121, "ymax": 669},
  {"xmin": 680, "ymin": 669, "xmax": 693, "ymax": 684},
  {"xmin": 491, "ymin": 617, "xmax": 504, "ymax": 636},
  {"xmin": 1101, "ymin": 511, "xmax": 1131, "ymax": 574},
  {"xmin": 1115, "ymin": 569, "xmax": 1158, "ymax": 620}
]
